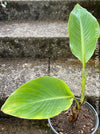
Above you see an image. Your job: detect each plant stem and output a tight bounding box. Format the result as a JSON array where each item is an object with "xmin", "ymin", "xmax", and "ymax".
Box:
[
  {"xmin": 80, "ymin": 62, "xmax": 87, "ymax": 104},
  {"xmin": 74, "ymin": 97, "xmax": 80, "ymax": 110}
]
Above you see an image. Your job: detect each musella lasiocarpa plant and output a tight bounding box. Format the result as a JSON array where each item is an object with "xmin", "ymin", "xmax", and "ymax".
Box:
[{"xmin": 1, "ymin": 4, "xmax": 100, "ymax": 121}]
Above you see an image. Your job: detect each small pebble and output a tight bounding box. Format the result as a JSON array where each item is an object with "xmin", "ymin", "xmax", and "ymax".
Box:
[
  {"xmin": 83, "ymin": 125, "xmax": 86, "ymax": 128},
  {"xmin": 59, "ymin": 132, "xmax": 63, "ymax": 134},
  {"xmin": 81, "ymin": 130, "xmax": 83, "ymax": 134},
  {"xmin": 47, "ymin": 123, "xmax": 50, "ymax": 127},
  {"xmin": 91, "ymin": 127, "xmax": 94, "ymax": 131}
]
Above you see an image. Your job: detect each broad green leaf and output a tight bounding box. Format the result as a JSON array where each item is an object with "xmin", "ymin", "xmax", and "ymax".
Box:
[
  {"xmin": 1, "ymin": 76, "xmax": 74, "ymax": 119},
  {"xmin": 68, "ymin": 4, "xmax": 99, "ymax": 64}
]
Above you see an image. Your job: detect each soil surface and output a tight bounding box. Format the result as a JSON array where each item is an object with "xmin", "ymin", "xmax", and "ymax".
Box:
[{"xmin": 51, "ymin": 104, "xmax": 95, "ymax": 134}]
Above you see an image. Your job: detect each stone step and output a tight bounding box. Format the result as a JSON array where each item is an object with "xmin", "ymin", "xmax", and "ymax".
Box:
[
  {"xmin": 0, "ymin": 0, "xmax": 100, "ymax": 21},
  {"xmin": 0, "ymin": 21, "xmax": 68, "ymax": 37},
  {"xmin": 0, "ymin": 117, "xmax": 51, "ymax": 134},
  {"xmin": 0, "ymin": 21, "xmax": 70, "ymax": 58},
  {"xmin": 0, "ymin": 58, "xmax": 99, "ymax": 101},
  {"xmin": 0, "ymin": 58, "xmax": 49, "ymax": 99},
  {"xmin": 0, "ymin": 21, "xmax": 100, "ymax": 58}
]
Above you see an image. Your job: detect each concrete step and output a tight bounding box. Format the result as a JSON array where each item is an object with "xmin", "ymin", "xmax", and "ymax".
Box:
[
  {"xmin": 0, "ymin": 21, "xmax": 100, "ymax": 58},
  {"xmin": 0, "ymin": 21, "xmax": 68, "ymax": 37},
  {"xmin": 0, "ymin": 21, "xmax": 70, "ymax": 58},
  {"xmin": 0, "ymin": 0, "xmax": 100, "ymax": 21},
  {"xmin": 50, "ymin": 59, "xmax": 100, "ymax": 97},
  {"xmin": 0, "ymin": 58, "xmax": 48, "ymax": 99},
  {"xmin": 0, "ymin": 58, "xmax": 99, "ymax": 101},
  {"xmin": 0, "ymin": 117, "xmax": 51, "ymax": 134}
]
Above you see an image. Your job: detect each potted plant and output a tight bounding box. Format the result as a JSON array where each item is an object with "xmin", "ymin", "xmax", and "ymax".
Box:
[{"xmin": 1, "ymin": 4, "xmax": 100, "ymax": 134}]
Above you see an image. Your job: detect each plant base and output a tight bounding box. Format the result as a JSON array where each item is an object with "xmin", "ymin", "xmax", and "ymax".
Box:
[{"xmin": 48, "ymin": 101, "xmax": 99, "ymax": 134}]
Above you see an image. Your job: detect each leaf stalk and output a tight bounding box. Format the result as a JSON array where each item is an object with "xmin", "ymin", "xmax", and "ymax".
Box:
[
  {"xmin": 80, "ymin": 63, "xmax": 87, "ymax": 104},
  {"xmin": 74, "ymin": 97, "xmax": 80, "ymax": 110}
]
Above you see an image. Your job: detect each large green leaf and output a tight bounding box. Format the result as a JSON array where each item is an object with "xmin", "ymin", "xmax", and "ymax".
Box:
[
  {"xmin": 68, "ymin": 4, "xmax": 99, "ymax": 64},
  {"xmin": 1, "ymin": 76, "xmax": 74, "ymax": 119}
]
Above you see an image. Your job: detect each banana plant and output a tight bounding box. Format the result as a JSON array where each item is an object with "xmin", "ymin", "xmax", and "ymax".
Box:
[
  {"xmin": 1, "ymin": 4, "xmax": 100, "ymax": 121},
  {"xmin": 68, "ymin": 4, "xmax": 100, "ymax": 104}
]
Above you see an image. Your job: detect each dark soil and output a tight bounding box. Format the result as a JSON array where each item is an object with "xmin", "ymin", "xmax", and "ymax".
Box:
[{"xmin": 51, "ymin": 104, "xmax": 95, "ymax": 134}]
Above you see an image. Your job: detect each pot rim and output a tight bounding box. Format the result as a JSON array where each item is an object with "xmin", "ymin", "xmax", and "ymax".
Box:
[{"xmin": 48, "ymin": 100, "xmax": 99, "ymax": 134}]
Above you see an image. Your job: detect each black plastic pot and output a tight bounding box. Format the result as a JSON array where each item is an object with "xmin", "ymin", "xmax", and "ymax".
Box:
[{"xmin": 48, "ymin": 101, "xmax": 99, "ymax": 134}]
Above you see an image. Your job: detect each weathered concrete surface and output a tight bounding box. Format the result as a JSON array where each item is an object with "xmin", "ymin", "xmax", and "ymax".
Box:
[
  {"xmin": 0, "ymin": 37, "xmax": 70, "ymax": 58},
  {"xmin": 0, "ymin": 58, "xmax": 48, "ymax": 99},
  {"xmin": 50, "ymin": 59, "xmax": 100, "ymax": 97},
  {"xmin": 0, "ymin": 58, "xmax": 100, "ymax": 100},
  {"xmin": 0, "ymin": 21, "xmax": 68, "ymax": 37},
  {"xmin": 0, "ymin": 21, "xmax": 70, "ymax": 58},
  {"xmin": 0, "ymin": 117, "xmax": 52, "ymax": 134},
  {"xmin": 0, "ymin": 0, "xmax": 100, "ymax": 21},
  {"xmin": 0, "ymin": 21, "xmax": 100, "ymax": 58}
]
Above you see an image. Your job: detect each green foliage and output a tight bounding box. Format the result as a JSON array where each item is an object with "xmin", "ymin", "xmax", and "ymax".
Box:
[
  {"xmin": 1, "ymin": 4, "xmax": 100, "ymax": 121},
  {"xmin": 68, "ymin": 4, "xmax": 99, "ymax": 104},
  {"xmin": 68, "ymin": 4, "xmax": 99, "ymax": 64},
  {"xmin": 1, "ymin": 76, "xmax": 74, "ymax": 119}
]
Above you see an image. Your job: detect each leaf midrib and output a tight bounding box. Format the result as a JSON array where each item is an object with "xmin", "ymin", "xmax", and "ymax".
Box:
[
  {"xmin": 80, "ymin": 19, "xmax": 85, "ymax": 64},
  {"xmin": 16, "ymin": 96, "xmax": 73, "ymax": 105}
]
